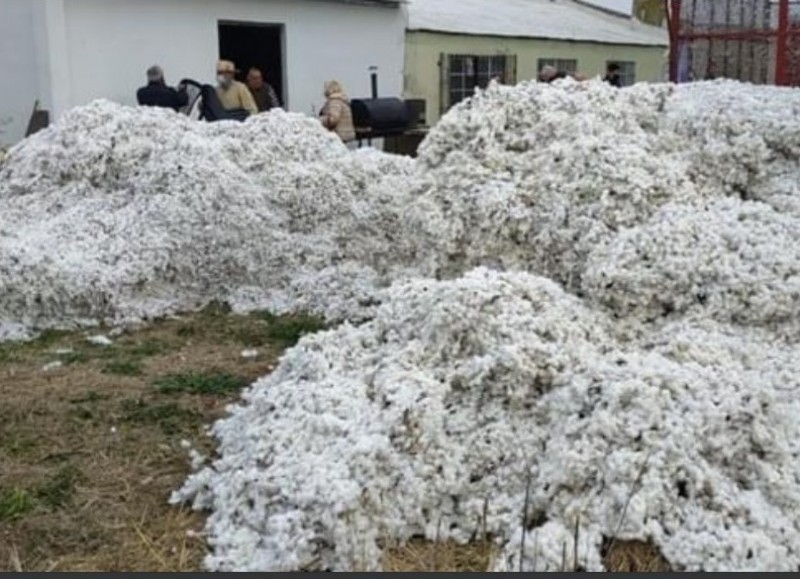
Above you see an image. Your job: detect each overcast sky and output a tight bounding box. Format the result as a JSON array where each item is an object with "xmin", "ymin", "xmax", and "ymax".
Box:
[{"xmin": 581, "ymin": 0, "xmax": 634, "ymax": 14}]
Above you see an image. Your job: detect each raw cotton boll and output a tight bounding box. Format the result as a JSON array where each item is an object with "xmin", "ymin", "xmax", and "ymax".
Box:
[
  {"xmin": 173, "ymin": 269, "xmax": 613, "ymax": 571},
  {"xmin": 583, "ymin": 199, "xmax": 800, "ymax": 330}
]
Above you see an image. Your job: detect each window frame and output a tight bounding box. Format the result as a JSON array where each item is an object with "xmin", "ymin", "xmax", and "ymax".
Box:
[
  {"xmin": 607, "ymin": 60, "xmax": 637, "ymax": 86},
  {"xmin": 537, "ymin": 58, "xmax": 579, "ymax": 76},
  {"xmin": 445, "ymin": 54, "xmax": 515, "ymax": 110}
]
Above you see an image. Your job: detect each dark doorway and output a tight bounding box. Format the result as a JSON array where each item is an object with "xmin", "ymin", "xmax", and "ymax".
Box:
[{"xmin": 218, "ymin": 22, "xmax": 285, "ymax": 106}]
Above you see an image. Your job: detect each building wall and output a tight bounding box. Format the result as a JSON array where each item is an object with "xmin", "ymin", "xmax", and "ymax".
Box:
[
  {"xmin": 633, "ymin": 0, "xmax": 667, "ymax": 27},
  {"xmin": 405, "ymin": 31, "xmax": 667, "ymax": 125},
  {"xmin": 1, "ymin": 0, "xmax": 405, "ymax": 144},
  {"xmin": 0, "ymin": 0, "xmax": 49, "ymax": 145}
]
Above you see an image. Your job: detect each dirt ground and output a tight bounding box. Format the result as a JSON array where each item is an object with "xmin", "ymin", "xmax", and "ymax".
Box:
[{"xmin": 0, "ymin": 306, "xmax": 669, "ymax": 572}]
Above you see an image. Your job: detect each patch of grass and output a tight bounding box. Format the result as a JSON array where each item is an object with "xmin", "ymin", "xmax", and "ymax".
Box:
[
  {"xmin": 0, "ymin": 488, "xmax": 36, "ymax": 522},
  {"xmin": 34, "ymin": 329, "xmax": 72, "ymax": 348},
  {"xmin": 154, "ymin": 371, "xmax": 247, "ymax": 397},
  {"xmin": 603, "ymin": 539, "xmax": 671, "ymax": 572},
  {"xmin": 102, "ymin": 360, "xmax": 143, "ymax": 376},
  {"xmin": 120, "ymin": 399, "xmax": 202, "ymax": 435},
  {"xmin": 125, "ymin": 340, "xmax": 169, "ymax": 359},
  {"xmin": 257, "ymin": 312, "xmax": 326, "ymax": 348},
  {"xmin": 0, "ymin": 345, "xmax": 20, "ymax": 364},
  {"xmin": 384, "ymin": 539, "xmax": 494, "ymax": 572},
  {"xmin": 37, "ymin": 465, "xmax": 82, "ymax": 510},
  {"xmin": 60, "ymin": 351, "xmax": 91, "ymax": 366},
  {"xmin": 176, "ymin": 324, "xmax": 196, "ymax": 338},
  {"xmin": 69, "ymin": 407, "xmax": 95, "ymax": 422},
  {"xmin": 0, "ymin": 432, "xmax": 38, "ymax": 456},
  {"xmin": 69, "ymin": 391, "xmax": 111, "ymax": 405}
]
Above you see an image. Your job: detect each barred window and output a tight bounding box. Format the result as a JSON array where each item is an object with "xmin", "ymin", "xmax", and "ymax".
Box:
[
  {"xmin": 447, "ymin": 55, "xmax": 513, "ymax": 108},
  {"xmin": 607, "ymin": 61, "xmax": 637, "ymax": 86}
]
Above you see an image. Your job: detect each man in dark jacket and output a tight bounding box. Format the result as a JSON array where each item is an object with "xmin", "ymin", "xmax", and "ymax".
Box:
[
  {"xmin": 136, "ymin": 65, "xmax": 188, "ymax": 111},
  {"xmin": 604, "ymin": 63, "xmax": 623, "ymax": 88},
  {"xmin": 246, "ymin": 67, "xmax": 281, "ymax": 112}
]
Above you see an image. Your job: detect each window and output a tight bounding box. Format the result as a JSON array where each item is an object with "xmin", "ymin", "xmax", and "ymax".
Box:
[
  {"xmin": 607, "ymin": 61, "xmax": 636, "ymax": 86},
  {"xmin": 537, "ymin": 58, "xmax": 578, "ymax": 76},
  {"xmin": 446, "ymin": 54, "xmax": 514, "ymax": 108}
]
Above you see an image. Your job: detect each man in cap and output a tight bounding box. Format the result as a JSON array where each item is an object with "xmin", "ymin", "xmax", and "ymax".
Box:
[
  {"xmin": 136, "ymin": 65, "xmax": 188, "ymax": 111},
  {"xmin": 216, "ymin": 60, "xmax": 258, "ymax": 116}
]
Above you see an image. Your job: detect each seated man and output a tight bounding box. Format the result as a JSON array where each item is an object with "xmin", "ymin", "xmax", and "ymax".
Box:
[
  {"xmin": 247, "ymin": 67, "xmax": 281, "ymax": 112},
  {"xmin": 215, "ymin": 60, "xmax": 258, "ymax": 117},
  {"xmin": 136, "ymin": 65, "xmax": 188, "ymax": 111}
]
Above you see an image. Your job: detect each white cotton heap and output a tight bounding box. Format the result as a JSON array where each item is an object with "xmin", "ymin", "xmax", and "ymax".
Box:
[
  {"xmin": 583, "ymin": 199, "xmax": 800, "ymax": 331},
  {"xmin": 173, "ymin": 270, "xmax": 800, "ymax": 572},
  {"xmin": 411, "ymin": 79, "xmax": 800, "ymax": 290},
  {"xmin": 4, "ymin": 79, "xmax": 800, "ymax": 571},
  {"xmin": 0, "ymin": 101, "xmax": 422, "ymax": 332}
]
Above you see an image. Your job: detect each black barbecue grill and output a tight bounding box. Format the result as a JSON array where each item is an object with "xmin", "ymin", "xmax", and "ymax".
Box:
[{"xmin": 352, "ymin": 97, "xmax": 413, "ymax": 142}]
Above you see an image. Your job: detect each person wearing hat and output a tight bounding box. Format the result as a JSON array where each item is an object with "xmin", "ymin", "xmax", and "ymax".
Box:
[
  {"xmin": 136, "ymin": 65, "xmax": 188, "ymax": 111},
  {"xmin": 216, "ymin": 60, "xmax": 258, "ymax": 117}
]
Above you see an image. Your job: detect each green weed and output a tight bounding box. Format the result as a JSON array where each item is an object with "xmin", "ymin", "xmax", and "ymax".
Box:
[
  {"xmin": 37, "ymin": 465, "xmax": 82, "ymax": 510},
  {"xmin": 125, "ymin": 340, "xmax": 168, "ymax": 358},
  {"xmin": 256, "ymin": 312, "xmax": 326, "ymax": 348},
  {"xmin": 154, "ymin": 371, "xmax": 246, "ymax": 396},
  {"xmin": 0, "ymin": 433, "xmax": 37, "ymax": 456},
  {"xmin": 0, "ymin": 488, "xmax": 36, "ymax": 521},
  {"xmin": 120, "ymin": 399, "xmax": 201, "ymax": 435},
  {"xmin": 69, "ymin": 391, "xmax": 111, "ymax": 405},
  {"xmin": 102, "ymin": 360, "xmax": 143, "ymax": 376}
]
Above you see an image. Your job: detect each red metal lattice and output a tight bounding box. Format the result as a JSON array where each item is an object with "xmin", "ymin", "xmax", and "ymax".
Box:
[{"xmin": 668, "ymin": 0, "xmax": 800, "ymax": 86}]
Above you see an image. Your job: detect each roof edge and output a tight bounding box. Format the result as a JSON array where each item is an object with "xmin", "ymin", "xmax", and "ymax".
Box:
[{"xmin": 405, "ymin": 27, "xmax": 669, "ymax": 47}]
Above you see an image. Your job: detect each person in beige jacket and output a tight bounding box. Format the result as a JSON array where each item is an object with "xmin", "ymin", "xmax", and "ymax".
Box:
[
  {"xmin": 319, "ymin": 80, "xmax": 356, "ymax": 143},
  {"xmin": 216, "ymin": 60, "xmax": 258, "ymax": 117}
]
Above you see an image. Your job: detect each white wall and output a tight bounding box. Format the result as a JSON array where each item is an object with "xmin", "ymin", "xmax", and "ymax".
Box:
[
  {"xmin": 0, "ymin": 0, "xmax": 44, "ymax": 145},
  {"xmin": 56, "ymin": 0, "xmax": 405, "ymax": 120}
]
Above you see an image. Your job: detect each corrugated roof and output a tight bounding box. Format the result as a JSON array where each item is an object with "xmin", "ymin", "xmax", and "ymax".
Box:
[{"xmin": 407, "ymin": 0, "xmax": 668, "ymax": 46}]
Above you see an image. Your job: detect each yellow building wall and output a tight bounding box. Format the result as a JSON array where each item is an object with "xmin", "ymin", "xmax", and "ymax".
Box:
[
  {"xmin": 405, "ymin": 31, "xmax": 668, "ymax": 125},
  {"xmin": 633, "ymin": 0, "xmax": 668, "ymax": 27}
]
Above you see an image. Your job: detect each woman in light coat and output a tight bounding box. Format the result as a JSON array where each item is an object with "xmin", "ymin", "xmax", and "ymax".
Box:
[{"xmin": 320, "ymin": 80, "xmax": 356, "ymax": 143}]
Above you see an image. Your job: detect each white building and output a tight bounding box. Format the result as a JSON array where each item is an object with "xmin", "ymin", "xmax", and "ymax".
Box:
[{"xmin": 0, "ymin": 0, "xmax": 405, "ymax": 145}]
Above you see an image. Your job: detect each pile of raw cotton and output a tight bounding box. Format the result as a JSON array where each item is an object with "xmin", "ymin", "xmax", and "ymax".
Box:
[
  {"xmin": 0, "ymin": 100, "xmax": 422, "ymax": 339},
  {"xmin": 171, "ymin": 80, "xmax": 800, "ymax": 572},
  {"xmin": 4, "ymin": 78, "xmax": 800, "ymax": 571},
  {"xmin": 409, "ymin": 79, "xmax": 800, "ymax": 294},
  {"xmin": 176, "ymin": 270, "xmax": 800, "ymax": 572}
]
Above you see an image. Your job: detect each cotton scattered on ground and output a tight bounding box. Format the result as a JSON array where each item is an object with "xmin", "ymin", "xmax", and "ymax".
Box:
[{"xmin": 4, "ymin": 79, "xmax": 800, "ymax": 571}]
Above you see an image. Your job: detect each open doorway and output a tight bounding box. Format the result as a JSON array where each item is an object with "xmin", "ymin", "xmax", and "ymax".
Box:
[{"xmin": 218, "ymin": 22, "xmax": 285, "ymax": 106}]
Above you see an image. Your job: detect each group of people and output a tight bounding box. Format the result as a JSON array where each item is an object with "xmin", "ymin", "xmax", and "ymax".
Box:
[
  {"xmin": 136, "ymin": 60, "xmax": 355, "ymax": 142},
  {"xmin": 538, "ymin": 62, "xmax": 624, "ymax": 88}
]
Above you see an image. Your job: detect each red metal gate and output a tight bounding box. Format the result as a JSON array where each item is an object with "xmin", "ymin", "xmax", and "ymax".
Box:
[{"xmin": 668, "ymin": 0, "xmax": 800, "ymax": 86}]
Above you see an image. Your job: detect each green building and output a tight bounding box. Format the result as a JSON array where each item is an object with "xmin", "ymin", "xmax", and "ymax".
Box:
[{"xmin": 405, "ymin": 0, "xmax": 669, "ymax": 125}]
